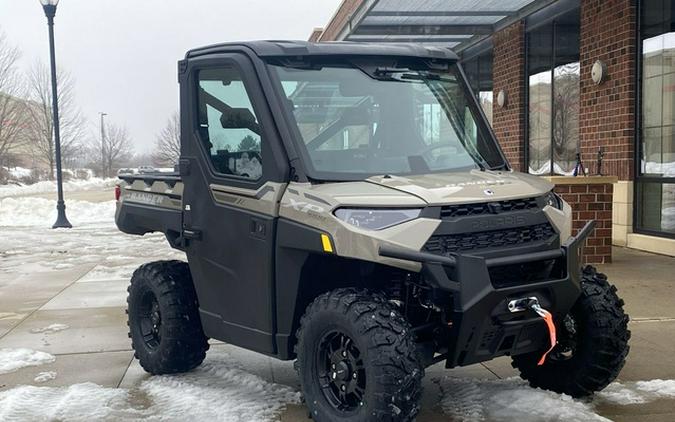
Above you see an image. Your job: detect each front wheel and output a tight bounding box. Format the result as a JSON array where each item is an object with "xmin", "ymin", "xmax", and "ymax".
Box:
[
  {"xmin": 512, "ymin": 266, "xmax": 630, "ymax": 397},
  {"xmin": 295, "ymin": 289, "xmax": 423, "ymax": 422}
]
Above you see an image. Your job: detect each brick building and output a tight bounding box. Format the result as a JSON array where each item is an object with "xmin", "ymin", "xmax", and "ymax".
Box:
[{"xmin": 313, "ymin": 0, "xmax": 675, "ymax": 259}]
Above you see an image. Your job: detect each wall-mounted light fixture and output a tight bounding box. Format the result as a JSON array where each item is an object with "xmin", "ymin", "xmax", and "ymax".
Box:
[
  {"xmin": 497, "ymin": 89, "xmax": 507, "ymax": 108},
  {"xmin": 591, "ymin": 60, "xmax": 607, "ymax": 85}
]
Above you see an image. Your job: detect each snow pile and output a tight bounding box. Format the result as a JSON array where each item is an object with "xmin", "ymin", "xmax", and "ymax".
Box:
[
  {"xmin": 0, "ymin": 177, "xmax": 117, "ymax": 198},
  {"xmin": 6, "ymin": 167, "xmax": 32, "ymax": 179},
  {"xmin": 437, "ymin": 377, "xmax": 609, "ymax": 422},
  {"xmin": 0, "ymin": 197, "xmax": 115, "ymax": 226},
  {"xmin": 0, "ymin": 350, "xmax": 300, "ymax": 422},
  {"xmin": 598, "ymin": 379, "xmax": 675, "ymax": 405},
  {"xmin": 0, "ymin": 348, "xmax": 56, "ymax": 375}
]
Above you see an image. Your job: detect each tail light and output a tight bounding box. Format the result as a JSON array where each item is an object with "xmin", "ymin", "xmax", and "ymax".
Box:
[{"xmin": 114, "ymin": 185, "xmax": 121, "ymax": 201}]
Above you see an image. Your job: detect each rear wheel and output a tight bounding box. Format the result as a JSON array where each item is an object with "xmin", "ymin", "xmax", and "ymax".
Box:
[
  {"xmin": 127, "ymin": 260, "xmax": 209, "ymax": 374},
  {"xmin": 295, "ymin": 289, "xmax": 423, "ymax": 422},
  {"xmin": 512, "ymin": 266, "xmax": 630, "ymax": 397}
]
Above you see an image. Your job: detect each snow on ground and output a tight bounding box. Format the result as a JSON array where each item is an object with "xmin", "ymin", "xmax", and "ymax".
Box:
[
  {"xmin": 598, "ymin": 379, "xmax": 675, "ymax": 405},
  {"xmin": 0, "ymin": 195, "xmax": 183, "ymax": 275},
  {"xmin": 437, "ymin": 376, "xmax": 675, "ymax": 422},
  {"xmin": 0, "ymin": 348, "xmax": 56, "ymax": 375},
  {"xmin": 0, "ymin": 178, "xmax": 117, "ymax": 199},
  {"xmin": 0, "ymin": 349, "xmax": 300, "ymax": 422}
]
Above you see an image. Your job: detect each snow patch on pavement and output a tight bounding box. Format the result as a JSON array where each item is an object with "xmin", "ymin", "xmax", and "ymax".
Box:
[
  {"xmin": 598, "ymin": 379, "xmax": 675, "ymax": 405},
  {"xmin": 0, "ymin": 350, "xmax": 300, "ymax": 422},
  {"xmin": 0, "ymin": 178, "xmax": 117, "ymax": 199},
  {"xmin": 0, "ymin": 382, "xmax": 136, "ymax": 421},
  {"xmin": 0, "ymin": 348, "xmax": 56, "ymax": 375},
  {"xmin": 438, "ymin": 377, "xmax": 609, "ymax": 422},
  {"xmin": 33, "ymin": 371, "xmax": 57, "ymax": 383},
  {"xmin": 29, "ymin": 324, "xmax": 70, "ymax": 334},
  {"xmin": 438, "ymin": 376, "xmax": 675, "ymax": 421}
]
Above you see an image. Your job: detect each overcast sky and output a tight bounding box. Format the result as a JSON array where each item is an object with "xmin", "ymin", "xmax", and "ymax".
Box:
[{"xmin": 0, "ymin": 0, "xmax": 341, "ymax": 154}]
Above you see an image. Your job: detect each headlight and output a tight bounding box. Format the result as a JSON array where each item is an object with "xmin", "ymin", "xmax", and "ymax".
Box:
[
  {"xmin": 544, "ymin": 191, "xmax": 564, "ymax": 210},
  {"xmin": 334, "ymin": 208, "xmax": 422, "ymax": 230}
]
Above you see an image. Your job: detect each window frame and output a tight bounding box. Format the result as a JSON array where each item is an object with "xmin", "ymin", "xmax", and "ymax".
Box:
[
  {"xmin": 524, "ymin": 7, "xmax": 581, "ymax": 176},
  {"xmin": 266, "ymin": 60, "xmax": 509, "ymax": 182},
  {"xmin": 189, "ymin": 54, "xmax": 283, "ymax": 190},
  {"xmin": 634, "ymin": 0, "xmax": 675, "ymax": 239}
]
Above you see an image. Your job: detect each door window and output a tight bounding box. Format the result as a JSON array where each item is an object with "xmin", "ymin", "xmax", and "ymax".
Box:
[{"xmin": 196, "ymin": 67, "xmax": 262, "ymax": 180}]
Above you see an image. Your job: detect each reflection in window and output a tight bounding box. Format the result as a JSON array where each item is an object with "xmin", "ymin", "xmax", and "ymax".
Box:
[
  {"xmin": 196, "ymin": 68, "xmax": 263, "ymax": 180},
  {"xmin": 527, "ymin": 10, "xmax": 580, "ymax": 175},
  {"xmin": 641, "ymin": 33, "xmax": 675, "ymax": 176},
  {"xmin": 462, "ymin": 49, "xmax": 494, "ymax": 126}
]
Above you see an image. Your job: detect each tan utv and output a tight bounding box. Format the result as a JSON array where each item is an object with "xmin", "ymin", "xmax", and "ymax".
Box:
[{"xmin": 115, "ymin": 41, "xmax": 630, "ymax": 422}]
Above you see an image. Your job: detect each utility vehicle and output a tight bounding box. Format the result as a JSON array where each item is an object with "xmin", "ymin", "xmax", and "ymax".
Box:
[{"xmin": 115, "ymin": 41, "xmax": 630, "ymax": 421}]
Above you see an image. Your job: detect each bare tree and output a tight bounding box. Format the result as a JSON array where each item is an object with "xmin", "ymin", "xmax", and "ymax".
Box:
[
  {"xmin": 24, "ymin": 60, "xmax": 86, "ymax": 179},
  {"xmin": 0, "ymin": 30, "xmax": 27, "ymax": 169},
  {"xmin": 91, "ymin": 122, "xmax": 133, "ymax": 177},
  {"xmin": 152, "ymin": 112, "xmax": 181, "ymax": 167}
]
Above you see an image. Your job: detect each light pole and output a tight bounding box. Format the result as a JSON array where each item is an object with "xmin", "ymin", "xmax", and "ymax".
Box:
[
  {"xmin": 40, "ymin": 0, "xmax": 71, "ymax": 229},
  {"xmin": 100, "ymin": 112, "xmax": 107, "ymax": 177}
]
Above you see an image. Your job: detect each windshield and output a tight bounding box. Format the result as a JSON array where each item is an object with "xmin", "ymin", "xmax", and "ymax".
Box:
[{"xmin": 269, "ymin": 61, "xmax": 506, "ymax": 180}]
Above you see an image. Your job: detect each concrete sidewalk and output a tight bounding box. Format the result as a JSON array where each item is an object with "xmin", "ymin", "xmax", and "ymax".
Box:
[{"xmin": 1, "ymin": 246, "xmax": 674, "ymax": 421}]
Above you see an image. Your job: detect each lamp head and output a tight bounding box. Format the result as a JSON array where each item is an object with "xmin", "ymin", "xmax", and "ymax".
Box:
[{"xmin": 39, "ymin": 0, "xmax": 59, "ymax": 18}]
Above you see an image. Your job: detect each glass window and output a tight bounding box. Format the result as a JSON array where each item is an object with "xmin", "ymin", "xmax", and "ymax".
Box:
[
  {"xmin": 271, "ymin": 63, "xmax": 505, "ymax": 180},
  {"xmin": 196, "ymin": 67, "xmax": 263, "ymax": 180},
  {"xmin": 527, "ymin": 10, "xmax": 580, "ymax": 175},
  {"xmin": 636, "ymin": 182, "xmax": 675, "ymax": 235},
  {"xmin": 462, "ymin": 49, "xmax": 494, "ymax": 125},
  {"xmin": 637, "ymin": 0, "xmax": 675, "ymax": 237}
]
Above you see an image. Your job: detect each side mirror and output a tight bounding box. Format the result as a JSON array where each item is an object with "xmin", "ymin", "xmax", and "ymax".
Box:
[{"xmin": 220, "ymin": 108, "xmax": 260, "ymax": 134}]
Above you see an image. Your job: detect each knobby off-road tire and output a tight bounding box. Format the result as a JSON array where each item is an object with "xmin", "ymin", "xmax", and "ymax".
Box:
[
  {"xmin": 512, "ymin": 266, "xmax": 630, "ymax": 397},
  {"xmin": 295, "ymin": 288, "xmax": 424, "ymax": 422},
  {"xmin": 127, "ymin": 260, "xmax": 209, "ymax": 375}
]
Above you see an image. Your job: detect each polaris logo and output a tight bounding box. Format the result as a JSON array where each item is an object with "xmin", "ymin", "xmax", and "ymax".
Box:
[{"xmin": 471, "ymin": 215, "xmax": 525, "ymax": 230}]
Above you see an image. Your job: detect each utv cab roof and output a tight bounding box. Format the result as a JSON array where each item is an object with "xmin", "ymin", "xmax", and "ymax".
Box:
[{"xmin": 185, "ymin": 40, "xmax": 459, "ymax": 61}]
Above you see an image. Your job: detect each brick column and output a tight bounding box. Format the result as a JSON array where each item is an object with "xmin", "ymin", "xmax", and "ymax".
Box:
[
  {"xmin": 492, "ymin": 21, "xmax": 527, "ymax": 172},
  {"xmin": 548, "ymin": 176, "xmax": 618, "ymax": 264},
  {"xmin": 579, "ymin": 0, "xmax": 637, "ymax": 180}
]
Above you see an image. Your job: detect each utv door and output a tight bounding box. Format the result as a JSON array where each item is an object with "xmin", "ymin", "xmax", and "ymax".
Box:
[{"xmin": 179, "ymin": 53, "xmax": 288, "ymax": 354}]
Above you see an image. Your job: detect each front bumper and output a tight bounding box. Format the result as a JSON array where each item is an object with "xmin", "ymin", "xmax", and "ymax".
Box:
[{"xmin": 379, "ymin": 221, "xmax": 595, "ymax": 368}]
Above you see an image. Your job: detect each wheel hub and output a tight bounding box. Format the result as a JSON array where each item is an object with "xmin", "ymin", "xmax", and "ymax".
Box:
[
  {"xmin": 317, "ymin": 331, "xmax": 366, "ymax": 412},
  {"xmin": 139, "ymin": 291, "xmax": 162, "ymax": 349}
]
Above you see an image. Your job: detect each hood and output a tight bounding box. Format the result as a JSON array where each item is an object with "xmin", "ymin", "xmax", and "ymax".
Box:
[{"xmin": 365, "ymin": 170, "xmax": 553, "ymax": 205}]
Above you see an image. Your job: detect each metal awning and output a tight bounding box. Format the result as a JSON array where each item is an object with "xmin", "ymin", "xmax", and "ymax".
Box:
[{"xmin": 337, "ymin": 0, "xmax": 558, "ymax": 51}]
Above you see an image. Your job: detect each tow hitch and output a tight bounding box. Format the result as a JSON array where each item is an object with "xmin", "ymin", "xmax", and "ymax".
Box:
[{"xmin": 508, "ymin": 297, "xmax": 557, "ymax": 366}]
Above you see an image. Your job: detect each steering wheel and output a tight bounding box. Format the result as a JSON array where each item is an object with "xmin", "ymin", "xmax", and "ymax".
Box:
[{"xmin": 418, "ymin": 143, "xmax": 471, "ymax": 167}]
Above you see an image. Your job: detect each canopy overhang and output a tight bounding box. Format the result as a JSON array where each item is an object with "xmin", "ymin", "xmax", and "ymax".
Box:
[{"xmin": 330, "ymin": 0, "xmax": 559, "ymax": 52}]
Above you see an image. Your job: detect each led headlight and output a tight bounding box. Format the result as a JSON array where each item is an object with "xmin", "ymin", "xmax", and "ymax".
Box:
[
  {"xmin": 334, "ymin": 208, "xmax": 422, "ymax": 230},
  {"xmin": 544, "ymin": 191, "xmax": 564, "ymax": 210}
]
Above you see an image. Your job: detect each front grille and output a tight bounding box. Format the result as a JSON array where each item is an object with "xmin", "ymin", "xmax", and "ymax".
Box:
[
  {"xmin": 440, "ymin": 197, "xmax": 539, "ymax": 219},
  {"xmin": 423, "ymin": 223, "xmax": 556, "ymax": 255}
]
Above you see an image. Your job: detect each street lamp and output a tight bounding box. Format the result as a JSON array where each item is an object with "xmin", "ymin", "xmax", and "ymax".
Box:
[
  {"xmin": 39, "ymin": 0, "xmax": 72, "ymax": 228},
  {"xmin": 99, "ymin": 112, "xmax": 107, "ymax": 177}
]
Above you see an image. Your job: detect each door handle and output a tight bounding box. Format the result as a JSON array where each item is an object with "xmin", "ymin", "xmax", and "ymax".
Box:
[{"xmin": 250, "ymin": 219, "xmax": 266, "ymax": 240}]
